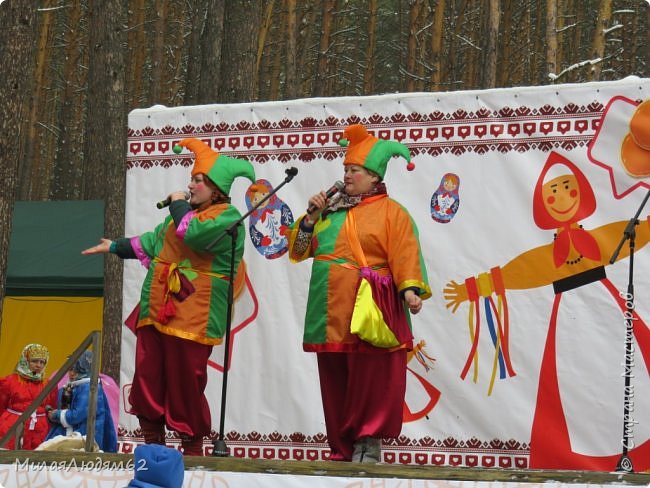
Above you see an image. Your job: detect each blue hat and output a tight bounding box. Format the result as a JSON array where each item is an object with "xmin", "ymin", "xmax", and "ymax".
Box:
[
  {"xmin": 127, "ymin": 444, "xmax": 184, "ymax": 488},
  {"xmin": 72, "ymin": 350, "xmax": 94, "ymax": 379}
]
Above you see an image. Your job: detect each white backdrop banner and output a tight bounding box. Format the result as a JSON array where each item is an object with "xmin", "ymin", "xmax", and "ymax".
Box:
[{"xmin": 120, "ymin": 78, "xmax": 650, "ymax": 471}]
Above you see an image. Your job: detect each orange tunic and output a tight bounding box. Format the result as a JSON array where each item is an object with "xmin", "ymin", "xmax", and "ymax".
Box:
[
  {"xmin": 132, "ymin": 203, "xmax": 246, "ymax": 345},
  {"xmin": 288, "ymin": 195, "xmax": 431, "ymax": 352}
]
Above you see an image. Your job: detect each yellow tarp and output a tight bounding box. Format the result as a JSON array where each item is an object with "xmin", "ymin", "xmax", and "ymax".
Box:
[{"xmin": 0, "ymin": 296, "xmax": 103, "ymax": 376}]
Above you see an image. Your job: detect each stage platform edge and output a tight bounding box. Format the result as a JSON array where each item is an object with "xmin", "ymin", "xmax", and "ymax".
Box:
[{"xmin": 1, "ymin": 449, "xmax": 649, "ymax": 485}]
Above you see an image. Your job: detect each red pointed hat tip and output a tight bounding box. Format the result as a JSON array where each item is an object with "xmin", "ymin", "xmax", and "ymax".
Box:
[{"xmin": 406, "ymin": 162, "xmax": 415, "ymax": 171}]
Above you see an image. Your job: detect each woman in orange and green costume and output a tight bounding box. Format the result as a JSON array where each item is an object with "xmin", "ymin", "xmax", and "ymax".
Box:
[
  {"xmin": 287, "ymin": 124, "xmax": 431, "ymax": 463},
  {"xmin": 82, "ymin": 138, "xmax": 255, "ymax": 456}
]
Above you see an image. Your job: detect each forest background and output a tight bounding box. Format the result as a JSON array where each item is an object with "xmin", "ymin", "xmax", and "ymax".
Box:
[{"xmin": 0, "ymin": 0, "xmax": 648, "ymax": 381}]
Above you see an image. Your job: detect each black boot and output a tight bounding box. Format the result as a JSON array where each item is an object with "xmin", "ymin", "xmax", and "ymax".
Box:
[
  {"xmin": 180, "ymin": 434, "xmax": 204, "ymax": 456},
  {"xmin": 139, "ymin": 417, "xmax": 166, "ymax": 445}
]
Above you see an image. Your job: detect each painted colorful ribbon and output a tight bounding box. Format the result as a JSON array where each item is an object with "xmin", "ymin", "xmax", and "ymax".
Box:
[{"xmin": 460, "ymin": 267, "xmax": 515, "ymax": 395}]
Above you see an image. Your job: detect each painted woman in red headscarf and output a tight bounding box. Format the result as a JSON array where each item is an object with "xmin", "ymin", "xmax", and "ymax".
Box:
[{"xmin": 444, "ymin": 151, "xmax": 650, "ymax": 471}]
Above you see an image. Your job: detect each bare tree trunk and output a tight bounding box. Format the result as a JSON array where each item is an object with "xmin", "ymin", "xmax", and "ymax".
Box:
[
  {"xmin": 363, "ymin": 0, "xmax": 378, "ymax": 94},
  {"xmin": 85, "ymin": 0, "xmax": 127, "ymax": 381},
  {"xmin": 349, "ymin": 3, "xmax": 366, "ymax": 94},
  {"xmin": 430, "ymin": 0, "xmax": 445, "ymax": 90},
  {"xmin": 546, "ymin": 0, "xmax": 558, "ymax": 81},
  {"xmin": 498, "ymin": 0, "xmax": 512, "ymax": 87},
  {"xmin": 163, "ymin": 1, "xmax": 189, "ymax": 107},
  {"xmin": 556, "ymin": 0, "xmax": 565, "ymax": 79},
  {"xmin": 219, "ymin": 0, "xmax": 263, "ymax": 102},
  {"xmin": 589, "ymin": 0, "xmax": 612, "ymax": 81},
  {"xmin": 328, "ymin": 5, "xmax": 340, "ymax": 95},
  {"xmin": 256, "ymin": 0, "xmax": 276, "ymax": 98},
  {"xmin": 527, "ymin": 2, "xmax": 537, "ymax": 85},
  {"xmin": 51, "ymin": 1, "xmax": 88, "ymax": 200},
  {"xmin": 446, "ymin": 1, "xmax": 467, "ymax": 89},
  {"xmin": 570, "ymin": 0, "xmax": 583, "ymax": 83},
  {"xmin": 514, "ymin": 2, "xmax": 531, "ymax": 84},
  {"xmin": 405, "ymin": 0, "xmax": 423, "ymax": 92},
  {"xmin": 314, "ymin": 0, "xmax": 336, "ymax": 97},
  {"xmin": 466, "ymin": 3, "xmax": 481, "ymax": 89},
  {"xmin": 415, "ymin": 4, "xmax": 427, "ymax": 91},
  {"xmin": 481, "ymin": 0, "xmax": 500, "ymax": 88},
  {"xmin": 0, "ymin": 3, "xmax": 39, "ymax": 329},
  {"xmin": 198, "ymin": 0, "xmax": 226, "ymax": 104},
  {"xmin": 531, "ymin": 0, "xmax": 542, "ymax": 84},
  {"xmin": 149, "ymin": 0, "xmax": 167, "ymax": 105},
  {"xmin": 269, "ymin": 22, "xmax": 285, "ymax": 100},
  {"xmin": 285, "ymin": 0, "xmax": 298, "ymax": 99},
  {"xmin": 614, "ymin": 9, "xmax": 633, "ymax": 81},
  {"xmin": 329, "ymin": 2, "xmax": 347, "ymax": 94},
  {"xmin": 397, "ymin": 0, "xmax": 405, "ymax": 88},
  {"xmin": 297, "ymin": 4, "xmax": 316, "ymax": 96},
  {"xmin": 126, "ymin": 0, "xmax": 146, "ymax": 107},
  {"xmin": 18, "ymin": 6, "xmax": 55, "ymax": 200},
  {"xmin": 184, "ymin": 1, "xmax": 207, "ymax": 105}
]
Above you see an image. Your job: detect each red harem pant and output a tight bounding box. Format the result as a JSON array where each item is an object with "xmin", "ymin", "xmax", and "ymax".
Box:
[
  {"xmin": 317, "ymin": 349, "xmax": 407, "ymax": 461},
  {"xmin": 129, "ymin": 325, "xmax": 213, "ymax": 437}
]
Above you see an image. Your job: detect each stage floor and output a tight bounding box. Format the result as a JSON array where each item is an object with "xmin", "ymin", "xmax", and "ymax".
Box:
[{"xmin": 1, "ymin": 450, "xmax": 649, "ymax": 488}]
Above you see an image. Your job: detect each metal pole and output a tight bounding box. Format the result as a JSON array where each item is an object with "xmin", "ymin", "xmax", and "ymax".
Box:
[{"xmin": 84, "ymin": 331, "xmax": 102, "ymax": 452}]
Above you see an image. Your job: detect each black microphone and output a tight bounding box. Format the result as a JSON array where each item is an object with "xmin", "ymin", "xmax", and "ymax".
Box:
[
  {"xmin": 156, "ymin": 191, "xmax": 190, "ymax": 209},
  {"xmin": 306, "ymin": 181, "xmax": 345, "ymax": 214}
]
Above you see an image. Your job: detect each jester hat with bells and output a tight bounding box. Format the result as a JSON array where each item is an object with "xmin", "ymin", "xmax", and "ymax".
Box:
[
  {"xmin": 338, "ymin": 124, "xmax": 415, "ymax": 179},
  {"xmin": 173, "ymin": 138, "xmax": 256, "ymax": 195}
]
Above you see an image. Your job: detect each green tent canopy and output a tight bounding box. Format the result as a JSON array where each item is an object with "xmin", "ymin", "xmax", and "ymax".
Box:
[{"xmin": 7, "ymin": 201, "xmax": 104, "ymax": 296}]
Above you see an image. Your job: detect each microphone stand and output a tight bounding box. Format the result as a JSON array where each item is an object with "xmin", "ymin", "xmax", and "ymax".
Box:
[
  {"xmin": 609, "ymin": 188, "xmax": 650, "ymax": 473},
  {"xmin": 206, "ymin": 167, "xmax": 299, "ymax": 457}
]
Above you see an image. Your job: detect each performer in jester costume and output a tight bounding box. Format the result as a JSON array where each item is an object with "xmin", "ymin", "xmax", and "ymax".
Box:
[
  {"xmin": 82, "ymin": 138, "xmax": 256, "ymax": 456},
  {"xmin": 287, "ymin": 123, "xmax": 431, "ymax": 463},
  {"xmin": 444, "ymin": 151, "xmax": 650, "ymax": 471}
]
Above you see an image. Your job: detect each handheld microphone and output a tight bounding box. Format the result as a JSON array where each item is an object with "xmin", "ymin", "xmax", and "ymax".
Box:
[
  {"xmin": 156, "ymin": 191, "xmax": 190, "ymax": 209},
  {"xmin": 306, "ymin": 181, "xmax": 345, "ymax": 214}
]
